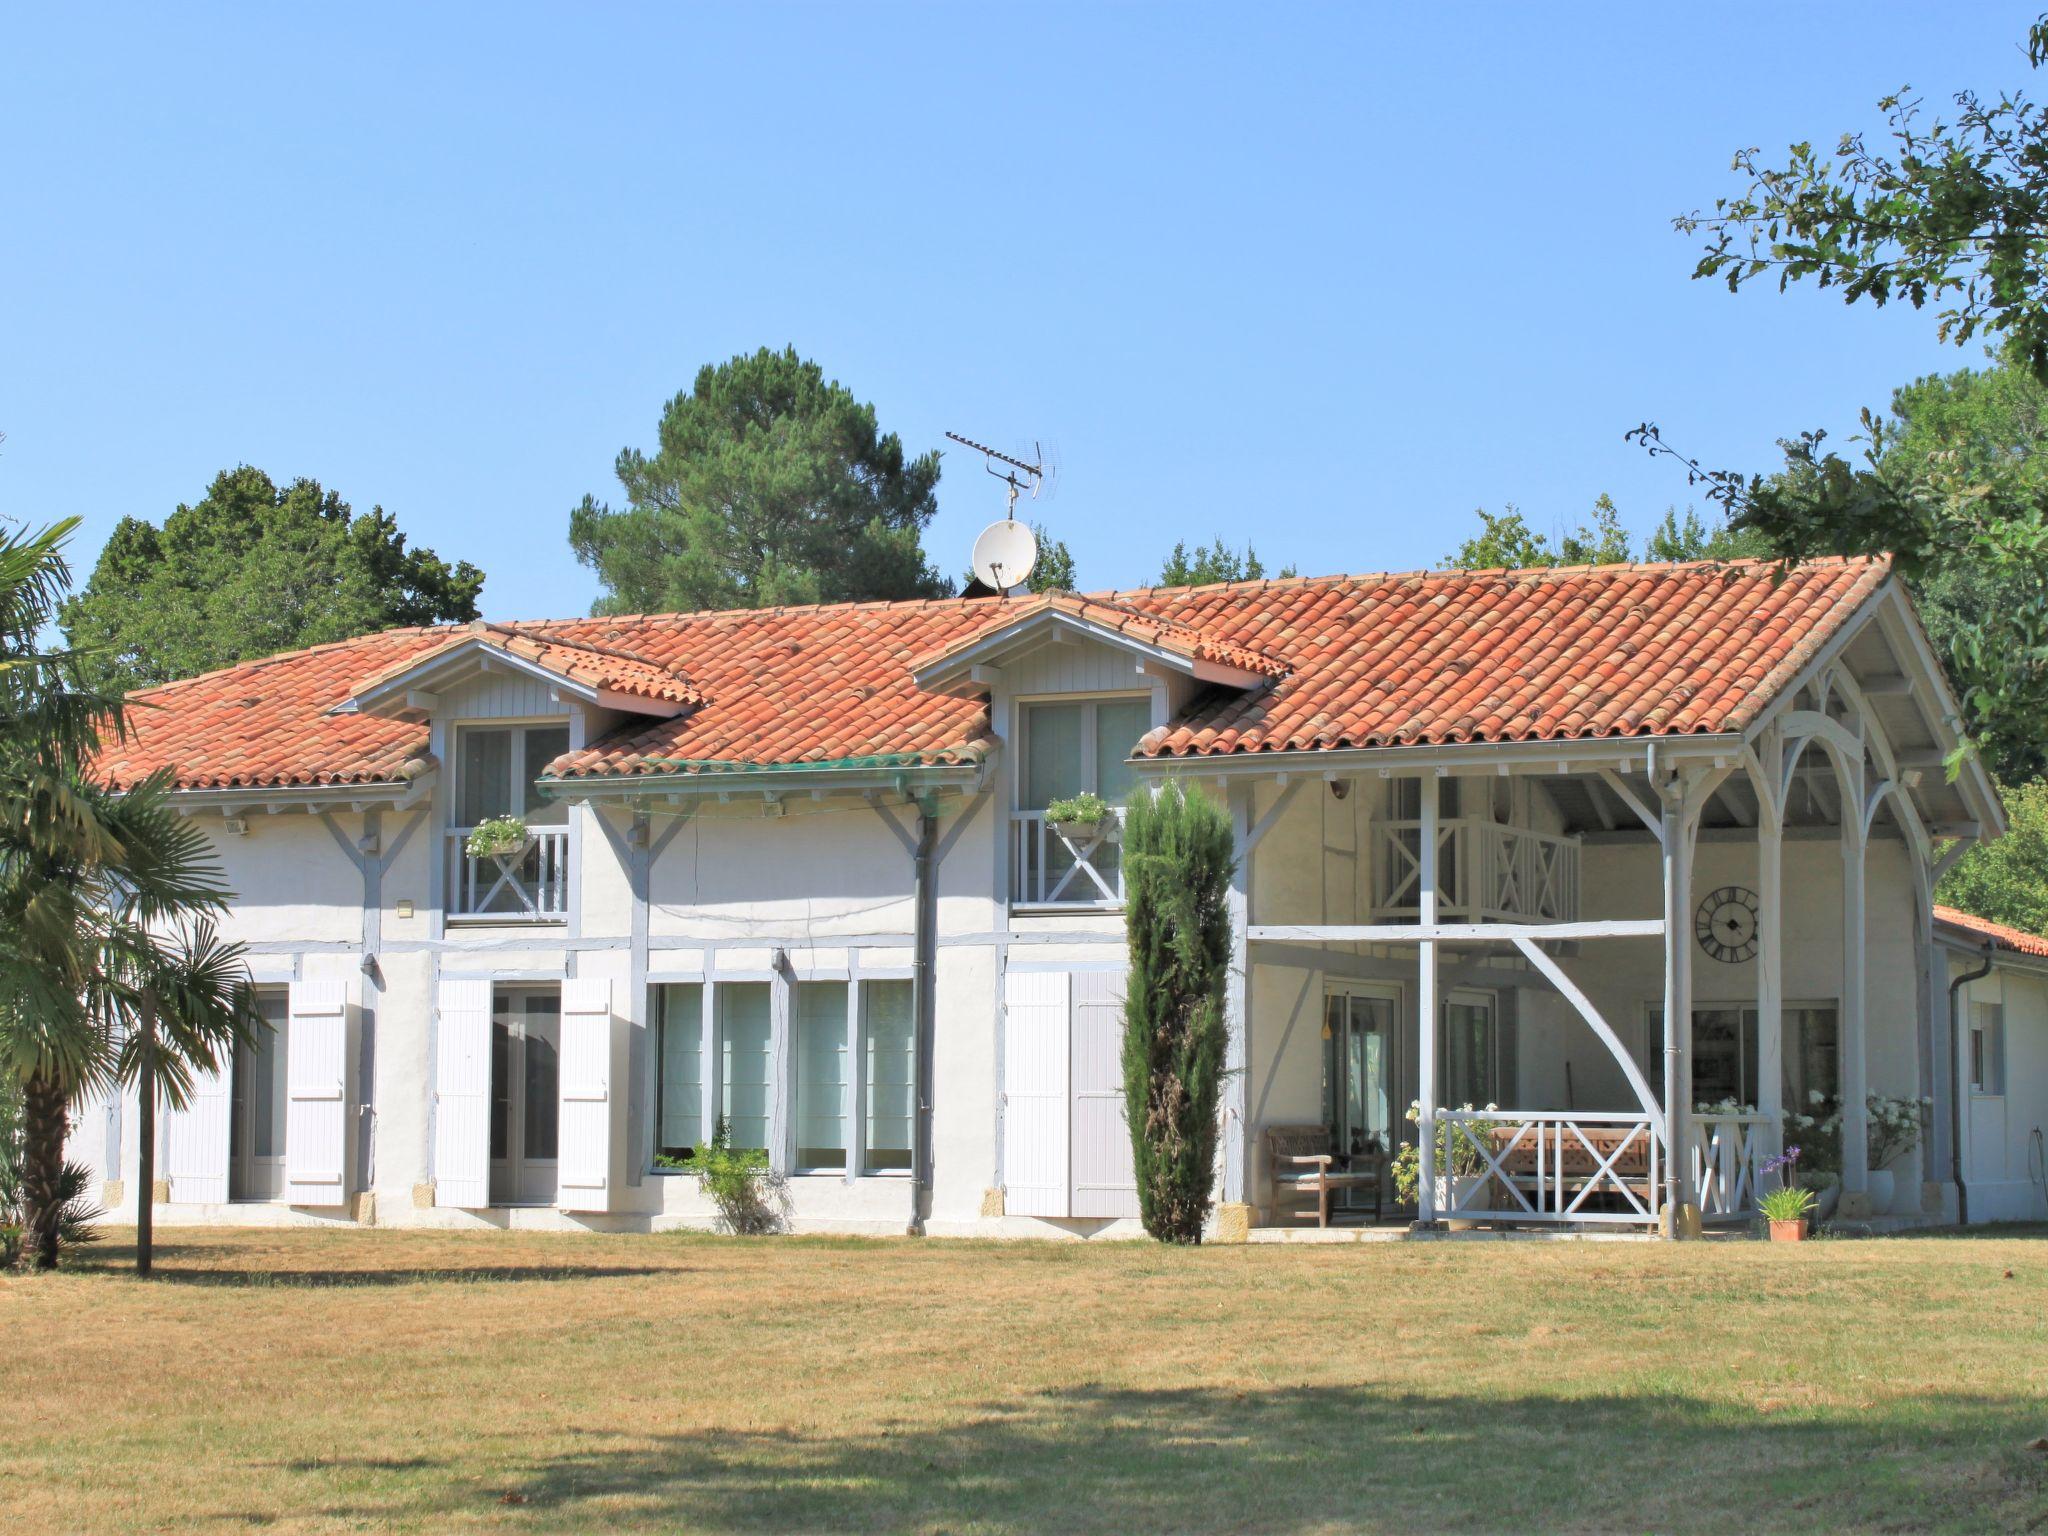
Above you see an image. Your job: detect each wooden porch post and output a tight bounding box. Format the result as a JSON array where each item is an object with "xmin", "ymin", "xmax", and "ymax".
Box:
[
  {"xmin": 1221, "ymin": 780, "xmax": 1253, "ymax": 1210},
  {"xmin": 1754, "ymin": 774, "xmax": 1785, "ymax": 1165},
  {"xmin": 1658, "ymin": 788, "xmax": 1692, "ymax": 1231},
  {"xmin": 1414, "ymin": 775, "xmax": 1439, "ymax": 1228},
  {"xmin": 1839, "ymin": 758, "xmax": 1871, "ymax": 1207}
]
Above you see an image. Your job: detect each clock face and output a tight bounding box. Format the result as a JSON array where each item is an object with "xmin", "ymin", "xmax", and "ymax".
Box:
[{"xmin": 1695, "ymin": 886, "xmax": 1761, "ymax": 964}]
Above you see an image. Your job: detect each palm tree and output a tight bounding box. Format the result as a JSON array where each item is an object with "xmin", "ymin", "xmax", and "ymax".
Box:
[
  {"xmin": 113, "ymin": 920, "xmax": 261, "ymax": 1276},
  {"xmin": 0, "ymin": 517, "xmax": 260, "ymax": 1270}
]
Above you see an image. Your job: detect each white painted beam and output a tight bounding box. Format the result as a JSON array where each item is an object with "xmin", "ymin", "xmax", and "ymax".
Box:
[{"xmin": 1246, "ymin": 919, "xmax": 1665, "ymax": 944}]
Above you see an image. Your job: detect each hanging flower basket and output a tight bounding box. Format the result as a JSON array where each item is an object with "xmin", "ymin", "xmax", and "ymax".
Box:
[
  {"xmin": 1045, "ymin": 792, "xmax": 1113, "ymax": 843},
  {"xmin": 465, "ymin": 816, "xmax": 530, "ymax": 860}
]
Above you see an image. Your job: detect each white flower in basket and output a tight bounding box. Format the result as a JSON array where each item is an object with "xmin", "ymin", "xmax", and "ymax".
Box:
[
  {"xmin": 465, "ymin": 816, "xmax": 530, "ymax": 860},
  {"xmin": 1045, "ymin": 792, "xmax": 1114, "ymax": 842}
]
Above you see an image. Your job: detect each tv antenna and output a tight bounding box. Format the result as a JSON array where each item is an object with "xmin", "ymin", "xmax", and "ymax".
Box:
[{"xmin": 946, "ymin": 430, "xmax": 1047, "ymax": 519}]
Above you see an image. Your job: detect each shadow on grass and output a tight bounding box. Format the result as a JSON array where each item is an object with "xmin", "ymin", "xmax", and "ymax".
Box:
[
  {"xmin": 70, "ymin": 1244, "xmax": 682, "ymax": 1287},
  {"xmin": 269, "ymin": 1383, "xmax": 2048, "ymax": 1533}
]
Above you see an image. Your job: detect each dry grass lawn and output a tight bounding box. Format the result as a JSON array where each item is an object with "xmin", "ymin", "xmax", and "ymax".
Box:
[{"xmin": 2, "ymin": 1225, "xmax": 2046, "ymax": 1533}]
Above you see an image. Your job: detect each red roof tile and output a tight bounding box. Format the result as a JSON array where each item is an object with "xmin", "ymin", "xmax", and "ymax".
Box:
[
  {"xmin": 96, "ymin": 556, "xmax": 1890, "ymax": 793},
  {"xmin": 1933, "ymin": 904, "xmax": 2048, "ymax": 959},
  {"xmin": 352, "ymin": 621, "xmax": 698, "ymax": 709}
]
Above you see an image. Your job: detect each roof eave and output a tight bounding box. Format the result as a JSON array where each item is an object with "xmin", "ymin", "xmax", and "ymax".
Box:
[
  {"xmin": 541, "ymin": 758, "xmax": 992, "ymax": 803},
  {"xmin": 1128, "ymin": 732, "xmax": 1750, "ymax": 777},
  {"xmin": 913, "ymin": 608, "xmax": 1267, "ymax": 695}
]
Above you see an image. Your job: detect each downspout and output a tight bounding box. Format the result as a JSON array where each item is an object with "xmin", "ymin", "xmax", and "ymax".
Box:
[
  {"xmin": 909, "ymin": 793, "xmax": 939, "ymax": 1235},
  {"xmin": 1947, "ymin": 941, "xmax": 1995, "ymax": 1227}
]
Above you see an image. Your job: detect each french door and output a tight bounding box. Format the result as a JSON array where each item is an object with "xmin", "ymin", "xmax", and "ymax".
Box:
[
  {"xmin": 489, "ymin": 987, "xmax": 561, "ymax": 1205},
  {"xmin": 229, "ymin": 992, "xmax": 290, "ymax": 1201}
]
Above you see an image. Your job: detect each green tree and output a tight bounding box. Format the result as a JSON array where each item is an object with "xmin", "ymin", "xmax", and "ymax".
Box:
[
  {"xmin": 1441, "ymin": 494, "xmax": 1749, "ymax": 569},
  {"xmin": 61, "ymin": 467, "xmax": 483, "ymax": 691},
  {"xmin": 1643, "ymin": 505, "xmax": 1772, "ymax": 562},
  {"xmin": 1120, "ymin": 780, "xmax": 1233, "ymax": 1244},
  {"xmin": 1157, "ymin": 537, "xmax": 1294, "ymax": 587},
  {"xmin": 1026, "ymin": 524, "xmax": 1077, "ymax": 593},
  {"xmin": 1, "ymin": 519, "xmax": 261, "ymax": 1269},
  {"xmin": 569, "ymin": 347, "xmax": 950, "ymax": 614},
  {"xmin": 1680, "ymin": 14, "xmax": 2048, "ymax": 383},
  {"xmin": 1939, "ymin": 780, "xmax": 2048, "ymax": 933},
  {"xmin": 1655, "ymin": 10, "xmax": 2048, "ymax": 775}
]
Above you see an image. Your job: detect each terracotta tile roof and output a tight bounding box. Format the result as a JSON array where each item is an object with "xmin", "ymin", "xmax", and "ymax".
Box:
[
  {"xmin": 97, "ymin": 556, "xmax": 1891, "ymax": 793},
  {"xmin": 1932, "ymin": 904, "xmax": 2048, "ymax": 959},
  {"xmin": 910, "ymin": 590, "xmax": 1289, "ymax": 680},
  {"xmin": 99, "ymin": 628, "xmax": 452, "ymax": 791},
  {"xmin": 352, "ymin": 620, "xmax": 698, "ymax": 708},
  {"xmin": 1128, "ymin": 557, "xmax": 1888, "ymax": 757}
]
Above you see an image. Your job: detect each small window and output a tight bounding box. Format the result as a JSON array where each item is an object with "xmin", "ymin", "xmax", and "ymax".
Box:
[
  {"xmin": 718, "ymin": 983, "xmax": 773, "ymax": 1154},
  {"xmin": 655, "ymin": 984, "xmax": 704, "ymax": 1164},
  {"xmin": 796, "ymin": 982, "xmax": 850, "ymax": 1171},
  {"xmin": 861, "ymin": 980, "xmax": 916, "ymax": 1173},
  {"xmin": 456, "ymin": 723, "xmax": 570, "ymax": 827},
  {"xmin": 1441, "ymin": 993, "xmax": 1496, "ymax": 1106},
  {"xmin": 1970, "ymin": 1002, "xmax": 2006, "ymax": 1096}
]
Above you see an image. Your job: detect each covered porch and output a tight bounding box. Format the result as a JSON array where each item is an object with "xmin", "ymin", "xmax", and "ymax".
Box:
[{"xmin": 1184, "ymin": 621, "xmax": 1995, "ymax": 1237}]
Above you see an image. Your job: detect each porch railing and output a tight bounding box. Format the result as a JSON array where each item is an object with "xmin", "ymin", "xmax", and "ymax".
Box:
[
  {"xmin": 1432, "ymin": 1109, "xmax": 1664, "ymax": 1226},
  {"xmin": 1689, "ymin": 1112, "xmax": 1769, "ymax": 1222},
  {"xmin": 1011, "ymin": 808, "xmax": 1126, "ymax": 909},
  {"xmin": 446, "ymin": 825, "xmax": 570, "ymax": 921},
  {"xmin": 1374, "ymin": 818, "xmax": 1579, "ymax": 924}
]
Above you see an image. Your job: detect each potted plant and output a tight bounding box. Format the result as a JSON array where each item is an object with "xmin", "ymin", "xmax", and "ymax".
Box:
[
  {"xmin": 1391, "ymin": 1101, "xmax": 1493, "ymax": 1228},
  {"xmin": 1045, "ymin": 792, "xmax": 1113, "ymax": 842},
  {"xmin": 1758, "ymin": 1179, "xmax": 1817, "ymax": 1241},
  {"xmin": 1864, "ymin": 1093, "xmax": 1929, "ymax": 1216},
  {"xmin": 464, "ymin": 815, "xmax": 529, "ymax": 861},
  {"xmin": 1758, "ymin": 1145, "xmax": 1817, "ymax": 1239}
]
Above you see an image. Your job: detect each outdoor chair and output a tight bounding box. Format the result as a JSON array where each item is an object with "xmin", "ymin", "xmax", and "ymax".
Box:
[{"xmin": 1266, "ymin": 1123, "xmax": 1384, "ymax": 1228}]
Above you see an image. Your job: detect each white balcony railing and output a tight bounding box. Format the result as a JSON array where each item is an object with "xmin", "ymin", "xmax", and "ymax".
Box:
[
  {"xmin": 1689, "ymin": 1112, "xmax": 1769, "ymax": 1222},
  {"xmin": 1011, "ymin": 808, "xmax": 1126, "ymax": 908},
  {"xmin": 446, "ymin": 825, "xmax": 570, "ymax": 921},
  {"xmin": 1374, "ymin": 818, "xmax": 1579, "ymax": 924},
  {"xmin": 1433, "ymin": 1109, "xmax": 1665, "ymax": 1226}
]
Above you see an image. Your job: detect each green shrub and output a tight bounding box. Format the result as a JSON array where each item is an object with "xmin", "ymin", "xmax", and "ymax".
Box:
[
  {"xmin": 1121, "ymin": 780, "xmax": 1233, "ymax": 1244},
  {"xmin": 692, "ymin": 1119, "xmax": 784, "ymax": 1235}
]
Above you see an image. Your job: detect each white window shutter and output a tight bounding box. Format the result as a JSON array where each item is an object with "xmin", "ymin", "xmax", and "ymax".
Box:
[
  {"xmin": 165, "ymin": 1058, "xmax": 232, "ymax": 1205},
  {"xmin": 284, "ymin": 980, "xmax": 350, "ymax": 1205},
  {"xmin": 557, "ymin": 976, "xmax": 614, "ymax": 1211},
  {"xmin": 1002, "ymin": 971, "xmax": 1070, "ymax": 1217},
  {"xmin": 434, "ymin": 978, "xmax": 493, "ymax": 1208},
  {"xmin": 1069, "ymin": 970, "xmax": 1140, "ymax": 1218}
]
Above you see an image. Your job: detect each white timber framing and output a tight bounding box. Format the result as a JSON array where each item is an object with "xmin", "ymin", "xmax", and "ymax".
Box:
[{"xmin": 1221, "ymin": 776, "xmax": 1302, "ymax": 1207}]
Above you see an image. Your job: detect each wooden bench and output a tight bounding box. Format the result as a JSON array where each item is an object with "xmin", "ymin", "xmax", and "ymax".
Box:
[
  {"xmin": 1483, "ymin": 1122, "xmax": 1655, "ymax": 1210},
  {"xmin": 1266, "ymin": 1124, "xmax": 1383, "ymax": 1228}
]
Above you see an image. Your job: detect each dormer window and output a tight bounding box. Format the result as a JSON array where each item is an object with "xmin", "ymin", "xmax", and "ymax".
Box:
[
  {"xmin": 449, "ymin": 722, "xmax": 571, "ymax": 921},
  {"xmin": 1013, "ymin": 695, "xmax": 1151, "ymax": 908}
]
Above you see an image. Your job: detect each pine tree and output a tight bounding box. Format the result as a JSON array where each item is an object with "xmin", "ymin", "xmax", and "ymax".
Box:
[{"xmin": 1120, "ymin": 780, "xmax": 1234, "ymax": 1243}]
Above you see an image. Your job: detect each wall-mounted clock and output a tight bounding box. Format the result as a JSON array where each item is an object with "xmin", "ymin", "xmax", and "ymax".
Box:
[{"xmin": 1694, "ymin": 886, "xmax": 1760, "ymax": 964}]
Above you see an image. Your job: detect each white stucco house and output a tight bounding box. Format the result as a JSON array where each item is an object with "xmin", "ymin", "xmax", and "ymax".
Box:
[{"xmin": 65, "ymin": 555, "xmax": 2046, "ymax": 1237}]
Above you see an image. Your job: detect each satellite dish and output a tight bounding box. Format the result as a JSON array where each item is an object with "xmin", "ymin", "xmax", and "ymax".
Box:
[{"xmin": 972, "ymin": 519, "xmax": 1039, "ymax": 593}]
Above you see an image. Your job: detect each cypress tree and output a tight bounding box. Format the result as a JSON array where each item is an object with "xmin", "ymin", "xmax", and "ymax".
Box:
[{"xmin": 1120, "ymin": 780, "xmax": 1234, "ymax": 1243}]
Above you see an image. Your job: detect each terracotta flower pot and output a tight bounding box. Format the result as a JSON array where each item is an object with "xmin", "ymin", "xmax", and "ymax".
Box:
[{"xmin": 1768, "ymin": 1217, "xmax": 1809, "ymax": 1243}]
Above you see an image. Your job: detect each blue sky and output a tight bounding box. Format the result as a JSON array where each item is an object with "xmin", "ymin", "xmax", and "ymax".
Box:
[{"xmin": 3, "ymin": 3, "xmax": 2039, "ymax": 621}]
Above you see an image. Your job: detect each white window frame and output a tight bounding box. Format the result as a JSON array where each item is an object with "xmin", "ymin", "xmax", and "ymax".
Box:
[
  {"xmin": 855, "ymin": 975, "xmax": 917, "ymax": 1178},
  {"xmin": 1641, "ymin": 999, "xmax": 1840, "ymax": 1107},
  {"xmin": 1969, "ymin": 1001, "xmax": 2006, "ymax": 1097},
  {"xmin": 1013, "ymin": 692, "xmax": 1154, "ymax": 812},
  {"xmin": 452, "ymin": 719, "xmax": 572, "ymax": 826},
  {"xmin": 650, "ymin": 970, "xmax": 919, "ymax": 1182}
]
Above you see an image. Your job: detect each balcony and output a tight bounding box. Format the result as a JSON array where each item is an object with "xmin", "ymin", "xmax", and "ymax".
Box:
[
  {"xmin": 1373, "ymin": 817, "xmax": 1579, "ymax": 924},
  {"xmin": 446, "ymin": 825, "xmax": 569, "ymax": 922},
  {"xmin": 1011, "ymin": 808, "xmax": 1126, "ymax": 910}
]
